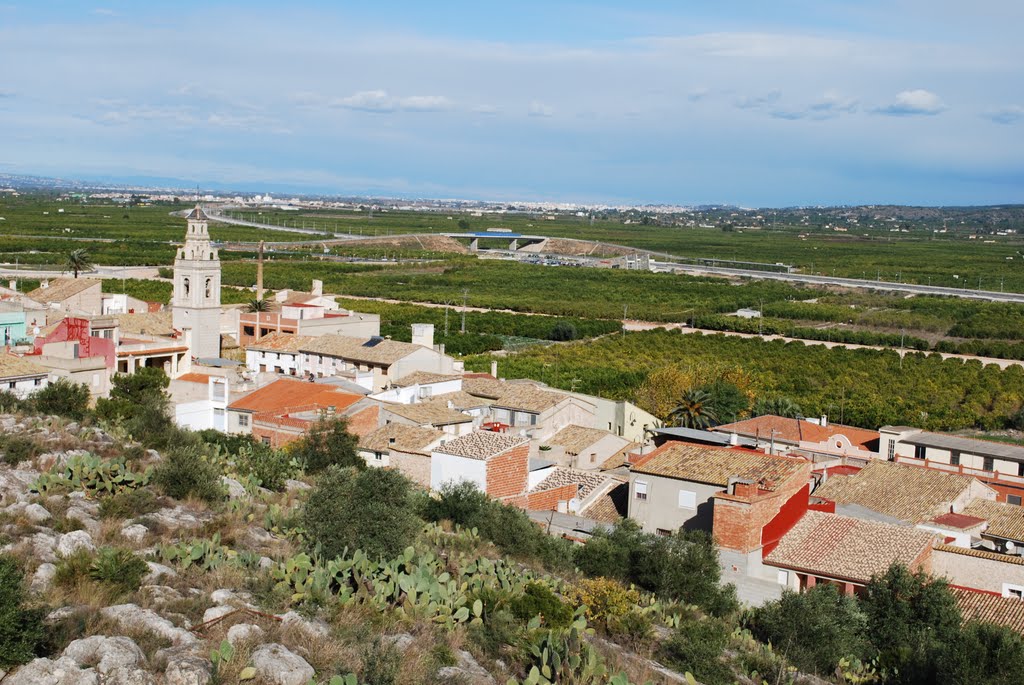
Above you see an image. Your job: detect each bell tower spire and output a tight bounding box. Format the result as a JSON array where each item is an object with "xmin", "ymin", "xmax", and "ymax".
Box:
[{"xmin": 172, "ymin": 205, "xmax": 222, "ymax": 359}]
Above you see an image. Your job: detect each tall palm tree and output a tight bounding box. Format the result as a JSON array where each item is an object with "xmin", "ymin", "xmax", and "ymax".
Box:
[
  {"xmin": 670, "ymin": 389, "xmax": 720, "ymax": 429},
  {"xmin": 246, "ymin": 298, "xmax": 272, "ymax": 313},
  {"xmin": 65, "ymin": 249, "xmax": 92, "ymax": 278}
]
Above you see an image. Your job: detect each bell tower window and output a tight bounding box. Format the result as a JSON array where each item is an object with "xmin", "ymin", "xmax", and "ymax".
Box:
[
  {"xmin": 205, "ymin": 278, "xmax": 212, "ymax": 298},
  {"xmin": 183, "ymin": 278, "xmax": 190, "ymax": 297}
]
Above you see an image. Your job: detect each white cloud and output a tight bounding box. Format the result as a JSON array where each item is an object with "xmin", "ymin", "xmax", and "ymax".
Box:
[
  {"xmin": 985, "ymin": 105, "xmax": 1024, "ymax": 125},
  {"xmin": 874, "ymin": 89, "xmax": 946, "ymax": 116},
  {"xmin": 528, "ymin": 101, "xmax": 554, "ymax": 117},
  {"xmin": 734, "ymin": 90, "xmax": 782, "ymax": 110},
  {"xmin": 329, "ymin": 90, "xmax": 452, "ymax": 113},
  {"xmin": 771, "ymin": 91, "xmax": 859, "ymax": 120}
]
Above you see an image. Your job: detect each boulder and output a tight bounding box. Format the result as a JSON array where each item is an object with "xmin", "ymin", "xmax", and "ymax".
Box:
[
  {"xmin": 4, "ymin": 656, "xmax": 100, "ymax": 685},
  {"xmin": 31, "ymin": 562, "xmax": 57, "ymax": 593},
  {"xmin": 437, "ymin": 650, "xmax": 496, "ymax": 684},
  {"xmin": 226, "ymin": 623, "xmax": 265, "ymax": 646},
  {"xmin": 278, "ymin": 610, "xmax": 330, "ymax": 639},
  {"xmin": 62, "ymin": 635, "xmax": 146, "ymax": 675},
  {"xmin": 23, "ymin": 502, "xmax": 52, "ymax": 523},
  {"xmin": 222, "ymin": 476, "xmax": 247, "ymax": 499},
  {"xmin": 163, "ymin": 654, "xmax": 212, "ymax": 685},
  {"xmin": 121, "ymin": 523, "xmax": 149, "ymax": 544},
  {"xmin": 382, "ymin": 633, "xmax": 415, "ymax": 653},
  {"xmin": 142, "ymin": 561, "xmax": 177, "ymax": 584},
  {"xmin": 140, "ymin": 584, "xmax": 184, "ymax": 606},
  {"xmin": 284, "ymin": 479, "xmax": 311, "ymax": 492},
  {"xmin": 250, "ymin": 644, "xmax": 315, "ymax": 685},
  {"xmin": 57, "ymin": 530, "xmax": 95, "ymax": 557},
  {"xmin": 201, "ymin": 605, "xmax": 236, "ymax": 623},
  {"xmin": 100, "ymin": 604, "xmax": 197, "ymax": 647}
]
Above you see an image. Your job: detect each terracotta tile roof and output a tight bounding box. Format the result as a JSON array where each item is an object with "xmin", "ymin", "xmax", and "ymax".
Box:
[
  {"xmin": 176, "ymin": 373, "xmax": 215, "ymax": 384},
  {"xmin": 765, "ymin": 510, "xmax": 936, "ymax": 584},
  {"xmin": 547, "ymin": 425, "xmax": 616, "ymax": 455},
  {"xmin": 963, "ymin": 500, "xmax": 1024, "ymax": 543},
  {"xmin": 0, "ymin": 353, "xmax": 48, "ymax": 379},
  {"xmin": 113, "ymin": 312, "xmax": 174, "ymax": 336},
  {"xmin": 579, "ymin": 482, "xmax": 629, "ymax": 524},
  {"xmin": 928, "ymin": 512, "xmax": 988, "ymax": 530},
  {"xmin": 492, "ymin": 383, "xmax": 569, "ymax": 413},
  {"xmin": 301, "ymin": 335, "xmax": 425, "ymax": 366},
  {"xmin": 814, "ymin": 460, "xmax": 979, "ymax": 523},
  {"xmin": 27, "ymin": 278, "xmax": 100, "ymax": 305},
  {"xmin": 599, "ymin": 442, "xmax": 641, "ymax": 471},
  {"xmin": 462, "ymin": 375, "xmax": 506, "ymax": 399},
  {"xmin": 715, "ymin": 415, "xmax": 880, "ymax": 452},
  {"xmin": 935, "ymin": 543, "xmax": 1024, "ymax": 566},
  {"xmin": 531, "ymin": 468, "xmax": 609, "ymax": 500},
  {"xmin": 185, "ymin": 206, "xmax": 209, "ymax": 221},
  {"xmin": 359, "ymin": 424, "xmax": 443, "ymax": 455},
  {"xmin": 391, "ymin": 371, "xmax": 460, "ymax": 388},
  {"xmin": 382, "ymin": 401, "xmax": 472, "ymax": 427},
  {"xmin": 434, "ymin": 431, "xmax": 528, "ymax": 460},
  {"xmin": 228, "ymin": 378, "xmax": 362, "ymax": 414},
  {"xmin": 430, "ymin": 390, "xmax": 490, "ymax": 410},
  {"xmin": 631, "ymin": 442, "xmax": 807, "ymax": 490},
  {"xmin": 248, "ymin": 332, "xmax": 315, "ymax": 353},
  {"xmin": 952, "ymin": 587, "xmax": 1024, "ymax": 634}
]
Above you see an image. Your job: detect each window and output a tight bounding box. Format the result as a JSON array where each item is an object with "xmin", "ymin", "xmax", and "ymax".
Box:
[
  {"xmin": 984, "ymin": 456, "xmax": 995, "ymax": 472},
  {"xmin": 374, "ymin": 452, "xmax": 383, "ymax": 461},
  {"xmin": 529, "ymin": 413, "xmax": 538, "ymax": 426},
  {"xmin": 634, "ymin": 480, "xmax": 648, "ymax": 500},
  {"xmin": 777, "ymin": 570, "xmax": 790, "ymax": 586},
  {"xmin": 205, "ymin": 278, "xmax": 212, "ymax": 298},
  {"xmin": 419, "ymin": 386, "xmax": 433, "ymax": 400},
  {"xmin": 33, "ymin": 378, "xmax": 42, "ymax": 386},
  {"xmin": 950, "ymin": 451, "xmax": 960, "ymax": 466},
  {"xmin": 1003, "ymin": 583, "xmax": 1024, "ymax": 600},
  {"xmin": 678, "ymin": 489, "xmax": 697, "ymax": 509},
  {"xmin": 1008, "ymin": 495, "xmax": 1022, "ymax": 506},
  {"xmin": 238, "ymin": 414, "xmax": 249, "ymax": 427},
  {"xmin": 914, "ymin": 444, "xmax": 926, "ymax": 460},
  {"xmin": 243, "ymin": 326, "xmax": 255, "ymax": 336},
  {"xmin": 887, "ymin": 440, "xmax": 896, "ymax": 460},
  {"xmin": 213, "ymin": 408, "xmax": 225, "ymax": 418},
  {"xmin": 183, "ymin": 277, "xmax": 190, "ymax": 296},
  {"xmin": 7, "ymin": 382, "xmax": 14, "ymax": 389},
  {"xmin": 655, "ymin": 528, "xmax": 672, "ymax": 537},
  {"xmin": 1018, "ymin": 463, "xmax": 1024, "ymax": 478}
]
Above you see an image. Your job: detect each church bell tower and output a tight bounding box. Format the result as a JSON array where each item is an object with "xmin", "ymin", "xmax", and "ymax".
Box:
[{"xmin": 172, "ymin": 206, "xmax": 222, "ymax": 359}]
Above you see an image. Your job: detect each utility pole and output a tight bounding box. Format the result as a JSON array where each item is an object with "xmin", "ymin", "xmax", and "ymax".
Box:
[
  {"xmin": 622, "ymin": 304, "xmax": 628, "ymax": 336},
  {"xmin": 461, "ymin": 288, "xmax": 468, "ymax": 334}
]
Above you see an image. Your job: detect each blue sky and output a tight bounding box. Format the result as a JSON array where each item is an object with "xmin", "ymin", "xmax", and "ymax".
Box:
[{"xmin": 1, "ymin": 1, "xmax": 1022, "ymax": 206}]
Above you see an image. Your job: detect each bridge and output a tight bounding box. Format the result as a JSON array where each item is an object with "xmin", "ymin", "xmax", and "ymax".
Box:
[{"xmin": 441, "ymin": 231, "xmax": 548, "ymax": 252}]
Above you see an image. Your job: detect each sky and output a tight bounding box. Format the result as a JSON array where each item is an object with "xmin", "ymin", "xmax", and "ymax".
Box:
[{"xmin": 0, "ymin": 1, "xmax": 1022, "ymax": 206}]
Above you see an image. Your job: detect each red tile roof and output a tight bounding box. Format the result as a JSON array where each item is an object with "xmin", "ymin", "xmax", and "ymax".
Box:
[
  {"xmin": 631, "ymin": 442, "xmax": 807, "ymax": 491},
  {"xmin": 952, "ymin": 587, "xmax": 1024, "ymax": 634},
  {"xmin": 716, "ymin": 415, "xmax": 880, "ymax": 452},
  {"xmin": 929, "ymin": 512, "xmax": 988, "ymax": 530},
  {"xmin": 765, "ymin": 510, "xmax": 936, "ymax": 584},
  {"xmin": 228, "ymin": 378, "xmax": 362, "ymax": 414}
]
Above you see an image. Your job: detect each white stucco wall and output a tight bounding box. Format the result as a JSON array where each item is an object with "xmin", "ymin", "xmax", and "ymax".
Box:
[{"xmin": 430, "ymin": 452, "xmax": 486, "ymax": 493}]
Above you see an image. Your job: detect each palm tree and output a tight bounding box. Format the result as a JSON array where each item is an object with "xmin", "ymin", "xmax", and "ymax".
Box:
[
  {"xmin": 669, "ymin": 389, "xmax": 720, "ymax": 429},
  {"xmin": 246, "ymin": 298, "xmax": 272, "ymax": 313},
  {"xmin": 65, "ymin": 249, "xmax": 92, "ymax": 278},
  {"xmin": 752, "ymin": 396, "xmax": 803, "ymax": 418}
]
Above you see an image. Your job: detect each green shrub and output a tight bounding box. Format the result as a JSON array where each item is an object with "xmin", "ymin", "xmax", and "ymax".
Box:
[
  {"xmin": 98, "ymin": 488, "xmax": 160, "ymax": 520},
  {"xmin": 303, "ymin": 466, "xmax": 420, "ymax": 560},
  {"xmin": 360, "ymin": 638, "xmax": 400, "ymax": 685},
  {"xmin": 30, "ymin": 378, "xmax": 90, "ymax": 421},
  {"xmin": 510, "ymin": 582, "xmax": 573, "ymax": 629},
  {"xmin": 0, "ymin": 391, "xmax": 24, "ymax": 413},
  {"xmin": 659, "ymin": 616, "xmax": 733, "ymax": 685},
  {"xmin": 0, "ymin": 555, "xmax": 45, "ymax": 668},
  {"xmin": 607, "ymin": 610, "xmax": 654, "ymax": 650},
  {"xmin": 54, "ymin": 549, "xmax": 94, "ymax": 589},
  {"xmin": 88, "ymin": 547, "xmax": 149, "ymax": 594},
  {"xmin": 289, "ymin": 418, "xmax": 362, "ymax": 474},
  {"xmin": 0, "ymin": 435, "xmax": 39, "ymax": 466},
  {"xmin": 747, "ymin": 585, "xmax": 869, "ymax": 675},
  {"xmin": 152, "ymin": 446, "xmax": 225, "ymax": 503}
]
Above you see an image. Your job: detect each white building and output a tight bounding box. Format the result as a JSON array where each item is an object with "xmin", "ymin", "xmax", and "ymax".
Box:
[{"xmin": 0, "ymin": 353, "xmax": 50, "ymax": 399}]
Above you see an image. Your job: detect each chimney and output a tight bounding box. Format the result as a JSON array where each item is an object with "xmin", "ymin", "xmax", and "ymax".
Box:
[
  {"xmin": 820, "ymin": 414, "xmax": 828, "ymax": 427},
  {"xmin": 311, "ymin": 279, "xmax": 323, "ymax": 297},
  {"xmin": 490, "ymin": 360, "xmax": 498, "ymax": 378},
  {"xmin": 256, "ymin": 240, "xmax": 265, "ymax": 301},
  {"xmin": 8, "ymin": 280, "xmax": 15, "ymax": 290},
  {"xmin": 411, "ymin": 323, "xmax": 434, "ymax": 349},
  {"xmin": 729, "ymin": 432, "xmax": 739, "ymax": 446}
]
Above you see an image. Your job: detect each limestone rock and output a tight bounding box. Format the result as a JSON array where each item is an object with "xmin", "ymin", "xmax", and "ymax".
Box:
[
  {"xmin": 142, "ymin": 561, "xmax": 177, "ymax": 584},
  {"xmin": 57, "ymin": 530, "xmax": 95, "ymax": 557},
  {"xmin": 163, "ymin": 654, "xmax": 212, "ymax": 685},
  {"xmin": 4, "ymin": 656, "xmax": 99, "ymax": 685},
  {"xmin": 437, "ymin": 650, "xmax": 496, "ymax": 684},
  {"xmin": 250, "ymin": 644, "xmax": 315, "ymax": 685},
  {"xmin": 284, "ymin": 479, "xmax": 311, "ymax": 492},
  {"xmin": 278, "ymin": 610, "xmax": 330, "ymax": 639},
  {"xmin": 100, "ymin": 604, "xmax": 197, "ymax": 646},
  {"xmin": 226, "ymin": 623, "xmax": 265, "ymax": 646},
  {"xmin": 23, "ymin": 502, "xmax": 52, "ymax": 523},
  {"xmin": 31, "ymin": 562, "xmax": 57, "ymax": 593},
  {"xmin": 201, "ymin": 605, "xmax": 236, "ymax": 623},
  {"xmin": 121, "ymin": 523, "xmax": 149, "ymax": 544},
  {"xmin": 62, "ymin": 635, "xmax": 146, "ymax": 675},
  {"xmin": 222, "ymin": 476, "xmax": 246, "ymax": 499},
  {"xmin": 383, "ymin": 633, "xmax": 415, "ymax": 653},
  {"xmin": 140, "ymin": 584, "xmax": 184, "ymax": 606}
]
